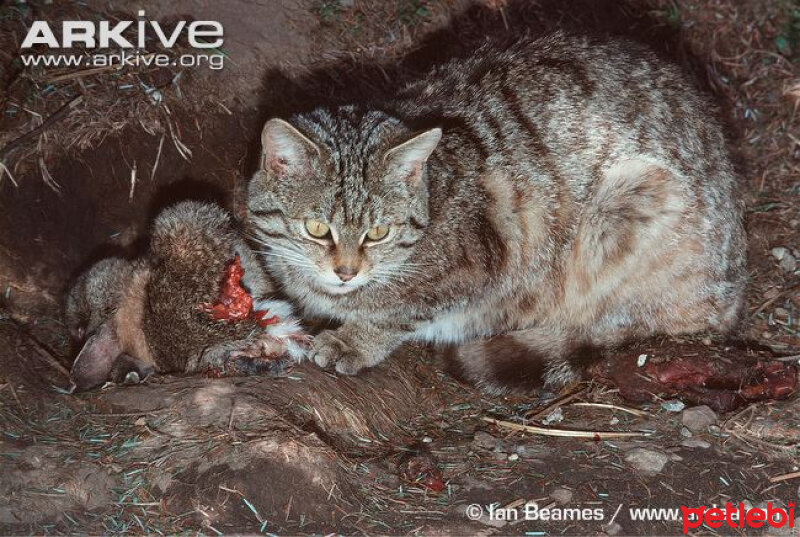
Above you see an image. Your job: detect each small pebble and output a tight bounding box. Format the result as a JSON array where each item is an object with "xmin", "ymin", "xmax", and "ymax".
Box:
[
  {"xmin": 542, "ymin": 406, "xmax": 564, "ymax": 425},
  {"xmin": 422, "ymin": 436, "xmax": 433, "ymax": 444},
  {"xmin": 515, "ymin": 444, "xmax": 548, "ymax": 459},
  {"xmin": 771, "ymin": 246, "xmax": 797, "ymax": 272},
  {"xmin": 637, "ymin": 354, "xmax": 648, "ymax": 367},
  {"xmin": 680, "ymin": 426, "xmax": 693, "ymax": 437},
  {"xmin": 473, "ymin": 431, "xmax": 500, "ymax": 451},
  {"xmin": 603, "ymin": 521, "xmax": 623, "ymax": 535},
  {"xmin": 550, "ymin": 487, "xmax": 573, "ymax": 505},
  {"xmin": 681, "ymin": 405, "xmax": 718, "ymax": 433},
  {"xmin": 507, "ymin": 453, "xmax": 519, "ymax": 462},
  {"xmin": 661, "ymin": 399, "xmax": 685, "ymax": 412},
  {"xmin": 774, "ymin": 307, "xmax": 790, "ymax": 318},
  {"xmin": 681, "ymin": 438, "xmax": 711, "ymax": 449},
  {"xmin": 624, "ymin": 447, "xmax": 669, "ymax": 475}
]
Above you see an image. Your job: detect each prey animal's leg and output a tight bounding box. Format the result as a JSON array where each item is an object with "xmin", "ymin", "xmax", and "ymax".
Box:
[{"xmin": 192, "ymin": 336, "xmax": 296, "ymax": 377}]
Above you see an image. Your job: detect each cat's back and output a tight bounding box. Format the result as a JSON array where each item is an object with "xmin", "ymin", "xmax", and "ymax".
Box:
[
  {"xmin": 402, "ymin": 32, "xmax": 700, "ymax": 122},
  {"xmin": 396, "ymin": 32, "xmax": 725, "ymax": 189}
]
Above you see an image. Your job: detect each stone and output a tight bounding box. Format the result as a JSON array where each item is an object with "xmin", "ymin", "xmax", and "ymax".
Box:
[
  {"xmin": 624, "ymin": 448, "xmax": 669, "ymax": 475},
  {"xmin": 542, "ymin": 407, "xmax": 564, "ymax": 425},
  {"xmin": 550, "ymin": 487, "xmax": 573, "ymax": 505},
  {"xmin": 772, "ymin": 247, "xmax": 797, "ymax": 272},
  {"xmin": 681, "ymin": 405, "xmax": 718, "ymax": 433},
  {"xmin": 472, "ymin": 431, "xmax": 500, "ymax": 451},
  {"xmin": 661, "ymin": 399, "xmax": 685, "ymax": 412},
  {"xmin": 681, "ymin": 438, "xmax": 712, "ymax": 449}
]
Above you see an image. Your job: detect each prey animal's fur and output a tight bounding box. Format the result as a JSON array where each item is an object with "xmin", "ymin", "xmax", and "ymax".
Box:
[{"xmin": 65, "ymin": 201, "xmax": 306, "ymax": 391}]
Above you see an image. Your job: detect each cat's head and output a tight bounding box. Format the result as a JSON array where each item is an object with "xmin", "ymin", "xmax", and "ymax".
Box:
[{"xmin": 247, "ymin": 106, "xmax": 441, "ymax": 296}]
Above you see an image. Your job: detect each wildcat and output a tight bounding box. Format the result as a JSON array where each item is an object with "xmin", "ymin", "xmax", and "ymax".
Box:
[{"xmin": 246, "ymin": 32, "xmax": 746, "ymax": 392}]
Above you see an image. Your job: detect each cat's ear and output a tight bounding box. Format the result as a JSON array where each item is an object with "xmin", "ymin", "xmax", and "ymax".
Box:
[
  {"xmin": 261, "ymin": 119, "xmax": 320, "ymax": 175},
  {"xmin": 383, "ymin": 128, "xmax": 442, "ymax": 186}
]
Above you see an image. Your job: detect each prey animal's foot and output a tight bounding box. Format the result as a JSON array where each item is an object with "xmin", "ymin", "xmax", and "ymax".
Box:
[
  {"xmin": 311, "ymin": 331, "xmax": 371, "ymax": 375},
  {"xmin": 220, "ymin": 336, "xmax": 293, "ymax": 377}
]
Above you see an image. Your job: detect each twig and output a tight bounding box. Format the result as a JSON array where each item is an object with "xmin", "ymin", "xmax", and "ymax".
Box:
[
  {"xmin": 0, "ymin": 159, "xmax": 18, "ymax": 187},
  {"xmin": 483, "ymin": 417, "xmax": 653, "ymax": 439},
  {"xmin": 10, "ymin": 319, "xmax": 70, "ymax": 378},
  {"xmin": 46, "ymin": 64, "xmax": 120, "ymax": 83},
  {"xmin": 0, "ymin": 96, "xmax": 84, "ymax": 160},
  {"xmin": 525, "ymin": 384, "xmax": 587, "ymax": 420},
  {"xmin": 570, "ymin": 402, "xmax": 649, "ymax": 417},
  {"xmin": 150, "ymin": 134, "xmax": 165, "ymax": 182},
  {"xmin": 4, "ymin": 382, "xmax": 23, "ymax": 410},
  {"xmin": 128, "ymin": 160, "xmax": 137, "ymax": 201},
  {"xmin": 769, "ymin": 471, "xmax": 800, "ymax": 483},
  {"xmin": 729, "ymin": 430, "xmax": 797, "ymax": 455}
]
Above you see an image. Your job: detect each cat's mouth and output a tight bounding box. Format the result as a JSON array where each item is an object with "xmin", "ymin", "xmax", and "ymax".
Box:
[
  {"xmin": 315, "ymin": 281, "xmax": 361, "ymax": 295},
  {"xmin": 311, "ymin": 268, "xmax": 370, "ymax": 295}
]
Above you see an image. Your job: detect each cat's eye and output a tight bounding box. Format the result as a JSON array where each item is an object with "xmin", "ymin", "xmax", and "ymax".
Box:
[
  {"xmin": 365, "ymin": 225, "xmax": 390, "ymax": 242},
  {"xmin": 305, "ymin": 219, "xmax": 331, "ymax": 238}
]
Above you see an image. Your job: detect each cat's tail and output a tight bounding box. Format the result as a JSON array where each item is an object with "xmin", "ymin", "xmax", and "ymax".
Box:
[{"xmin": 441, "ymin": 326, "xmax": 602, "ymax": 394}]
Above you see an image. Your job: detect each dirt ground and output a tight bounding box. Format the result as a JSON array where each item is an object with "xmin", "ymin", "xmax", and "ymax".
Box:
[{"xmin": 1, "ymin": 0, "xmax": 799, "ymax": 534}]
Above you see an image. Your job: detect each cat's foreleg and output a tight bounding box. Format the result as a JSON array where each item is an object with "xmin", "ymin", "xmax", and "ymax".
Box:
[{"xmin": 311, "ymin": 323, "xmax": 406, "ymax": 375}]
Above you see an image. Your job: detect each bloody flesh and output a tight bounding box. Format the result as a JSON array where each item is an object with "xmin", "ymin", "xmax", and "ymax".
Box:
[{"xmin": 200, "ymin": 256, "xmax": 278, "ymax": 327}]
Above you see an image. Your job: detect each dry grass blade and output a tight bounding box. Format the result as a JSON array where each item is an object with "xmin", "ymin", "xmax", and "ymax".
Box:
[
  {"xmin": 525, "ymin": 385, "xmax": 587, "ymax": 420},
  {"xmin": 483, "ymin": 417, "xmax": 653, "ymax": 438},
  {"xmin": 0, "ymin": 160, "xmax": 18, "ymax": 187},
  {"xmin": 129, "ymin": 161, "xmax": 137, "ymax": 201},
  {"xmin": 569, "ymin": 402, "xmax": 649, "ymax": 417}
]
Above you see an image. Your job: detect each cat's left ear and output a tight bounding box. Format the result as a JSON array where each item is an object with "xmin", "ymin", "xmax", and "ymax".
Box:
[
  {"xmin": 383, "ymin": 128, "xmax": 442, "ymax": 186},
  {"xmin": 261, "ymin": 118, "xmax": 320, "ymax": 175}
]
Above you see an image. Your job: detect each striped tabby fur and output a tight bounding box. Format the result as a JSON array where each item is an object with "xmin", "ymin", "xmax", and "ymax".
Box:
[{"xmin": 247, "ymin": 32, "xmax": 746, "ymax": 393}]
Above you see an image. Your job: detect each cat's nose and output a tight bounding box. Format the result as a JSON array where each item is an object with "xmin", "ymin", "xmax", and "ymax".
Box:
[{"xmin": 334, "ymin": 266, "xmax": 358, "ymax": 282}]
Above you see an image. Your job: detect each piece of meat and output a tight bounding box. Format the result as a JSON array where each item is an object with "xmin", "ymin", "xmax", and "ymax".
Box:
[
  {"xmin": 591, "ymin": 342, "xmax": 798, "ymax": 413},
  {"xmin": 199, "ymin": 255, "xmax": 280, "ymax": 328},
  {"xmin": 199, "ymin": 255, "xmax": 254, "ymax": 322}
]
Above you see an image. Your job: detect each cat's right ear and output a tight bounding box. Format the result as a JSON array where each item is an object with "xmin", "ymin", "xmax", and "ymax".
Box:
[
  {"xmin": 261, "ymin": 119, "xmax": 320, "ymax": 175},
  {"xmin": 383, "ymin": 128, "xmax": 442, "ymax": 187},
  {"xmin": 69, "ymin": 321, "xmax": 122, "ymax": 392}
]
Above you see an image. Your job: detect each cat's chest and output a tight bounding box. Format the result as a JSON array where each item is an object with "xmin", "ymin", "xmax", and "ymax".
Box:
[{"xmin": 410, "ymin": 307, "xmax": 499, "ymax": 344}]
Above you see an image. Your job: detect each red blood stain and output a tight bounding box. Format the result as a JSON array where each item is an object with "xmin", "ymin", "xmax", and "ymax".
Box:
[{"xmin": 401, "ymin": 454, "xmax": 445, "ymax": 492}]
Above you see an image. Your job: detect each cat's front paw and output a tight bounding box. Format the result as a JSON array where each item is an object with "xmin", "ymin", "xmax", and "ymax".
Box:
[{"xmin": 311, "ymin": 331, "xmax": 370, "ymax": 375}]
